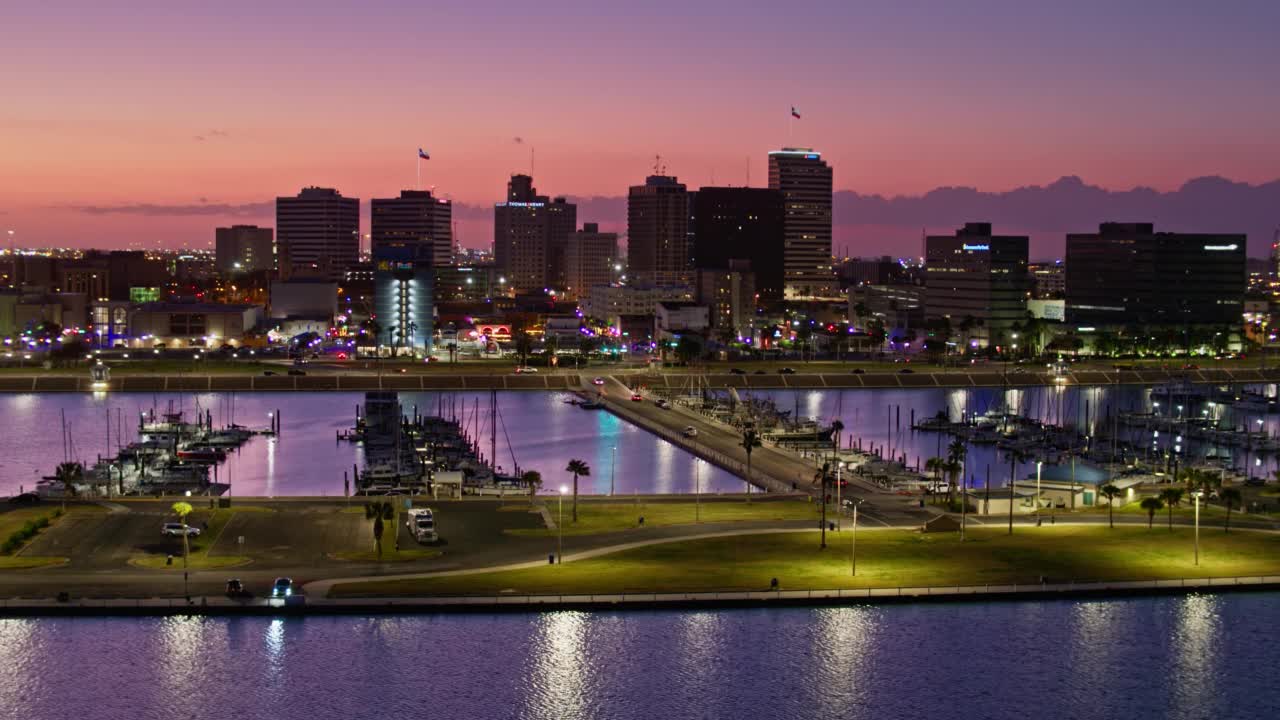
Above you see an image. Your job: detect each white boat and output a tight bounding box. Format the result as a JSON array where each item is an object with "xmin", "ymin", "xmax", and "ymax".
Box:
[{"xmin": 1150, "ymin": 380, "xmax": 1210, "ymax": 400}]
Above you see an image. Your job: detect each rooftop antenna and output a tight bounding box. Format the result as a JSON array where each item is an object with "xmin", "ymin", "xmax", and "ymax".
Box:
[
  {"xmin": 653, "ymin": 154, "xmax": 666, "ymax": 176},
  {"xmin": 531, "ymin": 146, "xmax": 535, "ymax": 176}
]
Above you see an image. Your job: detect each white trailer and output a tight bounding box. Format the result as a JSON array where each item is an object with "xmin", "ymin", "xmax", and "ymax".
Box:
[{"xmin": 405, "ymin": 508, "xmax": 438, "ymax": 543}]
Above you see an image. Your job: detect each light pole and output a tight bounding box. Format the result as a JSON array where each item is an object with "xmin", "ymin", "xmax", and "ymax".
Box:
[
  {"xmin": 558, "ymin": 485, "xmax": 567, "ymax": 564},
  {"xmin": 835, "ymin": 461, "xmax": 844, "ymax": 531},
  {"xmin": 694, "ymin": 455, "xmax": 701, "ymax": 524},
  {"xmin": 1035, "ymin": 460, "xmax": 1043, "ymax": 519},
  {"xmin": 850, "ymin": 499, "xmax": 863, "ymax": 576},
  {"xmin": 610, "ymin": 445, "xmax": 617, "ymax": 496},
  {"xmin": 1191, "ymin": 489, "xmax": 1203, "ymax": 566}
]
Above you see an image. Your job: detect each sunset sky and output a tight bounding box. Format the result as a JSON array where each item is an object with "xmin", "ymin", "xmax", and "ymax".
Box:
[{"xmin": 3, "ymin": 0, "xmax": 1279, "ymax": 253}]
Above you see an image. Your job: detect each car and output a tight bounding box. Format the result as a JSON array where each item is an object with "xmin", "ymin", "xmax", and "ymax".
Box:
[
  {"xmin": 6, "ymin": 492, "xmax": 39, "ymax": 505},
  {"xmin": 592, "ymin": 377, "xmax": 606, "ymax": 386},
  {"xmin": 656, "ymin": 399, "xmax": 671, "ymax": 409},
  {"xmin": 271, "ymin": 577, "xmax": 294, "ymax": 598},
  {"xmin": 778, "ymin": 367, "xmax": 796, "ymax": 375},
  {"xmin": 729, "ymin": 368, "xmax": 747, "ymax": 375},
  {"xmin": 898, "ymin": 368, "xmax": 915, "ymax": 374},
  {"xmin": 225, "ymin": 579, "xmax": 250, "ymax": 598},
  {"xmin": 630, "ymin": 392, "xmax": 643, "ymax": 402},
  {"xmin": 287, "ymin": 369, "xmax": 306, "ymax": 376},
  {"xmin": 161, "ymin": 522, "xmax": 200, "ymax": 537},
  {"xmin": 514, "ymin": 366, "xmax": 538, "ymax": 374},
  {"xmin": 262, "ymin": 370, "xmax": 277, "ymax": 376},
  {"xmin": 851, "ymin": 368, "xmax": 865, "ymax": 374},
  {"xmin": 683, "ymin": 426, "xmax": 698, "ymax": 438}
]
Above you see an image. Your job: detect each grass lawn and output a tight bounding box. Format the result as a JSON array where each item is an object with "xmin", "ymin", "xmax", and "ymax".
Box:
[
  {"xmin": 0, "ymin": 506, "xmax": 102, "ymax": 569},
  {"xmin": 330, "ymin": 525, "xmax": 1280, "ymax": 597},
  {"xmin": 511, "ymin": 499, "xmax": 820, "ymax": 537},
  {"xmin": 332, "ymin": 507, "xmax": 442, "ymax": 563},
  {"xmin": 129, "ymin": 506, "xmax": 270, "ymax": 570}
]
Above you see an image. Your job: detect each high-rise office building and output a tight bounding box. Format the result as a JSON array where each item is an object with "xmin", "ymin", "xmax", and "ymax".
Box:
[
  {"xmin": 627, "ymin": 175, "xmax": 691, "ymax": 286},
  {"xmin": 692, "ymin": 187, "xmax": 784, "ymax": 300},
  {"xmin": 493, "ymin": 175, "xmax": 576, "ymax": 294},
  {"xmin": 275, "ymin": 187, "xmax": 359, "ymax": 281},
  {"xmin": 925, "ymin": 223, "xmax": 1029, "ymax": 345},
  {"xmin": 564, "ymin": 223, "xmax": 618, "ymax": 300},
  {"xmin": 1065, "ymin": 223, "xmax": 1245, "ymax": 327},
  {"xmin": 769, "ymin": 148, "xmax": 834, "ymax": 299},
  {"xmin": 215, "ymin": 225, "xmax": 275, "ymax": 275},
  {"xmin": 371, "ymin": 190, "xmax": 453, "ymax": 268}
]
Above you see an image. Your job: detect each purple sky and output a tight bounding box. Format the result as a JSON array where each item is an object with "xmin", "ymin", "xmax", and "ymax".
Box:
[{"xmin": 2, "ymin": 0, "xmax": 1278, "ymax": 254}]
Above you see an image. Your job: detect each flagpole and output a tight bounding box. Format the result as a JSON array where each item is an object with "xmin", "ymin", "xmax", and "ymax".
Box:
[{"xmin": 416, "ymin": 154, "xmax": 421, "ymax": 191}]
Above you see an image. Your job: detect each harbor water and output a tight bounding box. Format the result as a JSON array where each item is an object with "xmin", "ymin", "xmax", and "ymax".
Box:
[
  {"xmin": 5, "ymin": 384, "xmax": 1280, "ymax": 497},
  {"xmin": 0, "ymin": 593, "xmax": 1274, "ymax": 719}
]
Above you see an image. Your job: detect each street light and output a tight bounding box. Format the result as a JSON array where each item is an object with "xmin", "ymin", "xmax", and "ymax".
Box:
[
  {"xmin": 1191, "ymin": 489, "xmax": 1204, "ymax": 566},
  {"xmin": 835, "ymin": 461, "xmax": 845, "ymax": 531},
  {"xmin": 558, "ymin": 485, "xmax": 567, "ymax": 564},
  {"xmin": 610, "ymin": 445, "xmax": 617, "ymax": 496},
  {"xmin": 1036, "ymin": 460, "xmax": 1043, "ymax": 519},
  {"xmin": 850, "ymin": 499, "xmax": 864, "ymax": 576}
]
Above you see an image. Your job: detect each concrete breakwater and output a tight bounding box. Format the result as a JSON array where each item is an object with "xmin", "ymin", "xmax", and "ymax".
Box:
[{"xmin": 3, "ymin": 365, "xmax": 1279, "ymax": 393}]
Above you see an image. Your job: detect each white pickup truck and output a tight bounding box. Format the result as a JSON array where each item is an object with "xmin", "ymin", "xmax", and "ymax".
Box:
[{"xmin": 405, "ymin": 508, "xmax": 438, "ymax": 543}]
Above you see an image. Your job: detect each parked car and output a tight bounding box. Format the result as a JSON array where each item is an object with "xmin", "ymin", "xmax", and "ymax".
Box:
[
  {"xmin": 161, "ymin": 522, "xmax": 200, "ymax": 537},
  {"xmin": 271, "ymin": 577, "xmax": 294, "ymax": 598},
  {"xmin": 683, "ymin": 426, "xmax": 699, "ymax": 438},
  {"xmin": 898, "ymin": 368, "xmax": 915, "ymax": 374},
  {"xmin": 729, "ymin": 368, "xmax": 746, "ymax": 375},
  {"xmin": 778, "ymin": 367, "xmax": 796, "ymax": 375},
  {"xmin": 262, "ymin": 370, "xmax": 277, "ymax": 376},
  {"xmin": 656, "ymin": 399, "xmax": 671, "ymax": 409},
  {"xmin": 754, "ymin": 370, "xmax": 766, "ymax": 375},
  {"xmin": 851, "ymin": 368, "xmax": 865, "ymax": 374},
  {"xmin": 225, "ymin": 579, "xmax": 250, "ymax": 598},
  {"xmin": 514, "ymin": 366, "xmax": 538, "ymax": 374},
  {"xmin": 630, "ymin": 392, "xmax": 643, "ymax": 402}
]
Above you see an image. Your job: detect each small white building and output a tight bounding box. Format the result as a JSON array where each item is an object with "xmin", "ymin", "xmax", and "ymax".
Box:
[{"xmin": 967, "ymin": 487, "xmax": 1038, "ymax": 517}]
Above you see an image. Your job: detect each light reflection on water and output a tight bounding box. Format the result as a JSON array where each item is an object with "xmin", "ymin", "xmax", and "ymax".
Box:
[{"xmin": 0, "ymin": 595, "xmax": 1273, "ymax": 719}]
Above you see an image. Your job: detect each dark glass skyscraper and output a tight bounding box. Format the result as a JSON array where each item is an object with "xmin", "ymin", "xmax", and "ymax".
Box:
[
  {"xmin": 275, "ymin": 187, "xmax": 359, "ymax": 281},
  {"xmin": 692, "ymin": 187, "xmax": 784, "ymax": 300},
  {"xmin": 769, "ymin": 148, "xmax": 834, "ymax": 299},
  {"xmin": 925, "ymin": 223, "xmax": 1029, "ymax": 346},
  {"xmin": 1065, "ymin": 223, "xmax": 1245, "ymax": 327}
]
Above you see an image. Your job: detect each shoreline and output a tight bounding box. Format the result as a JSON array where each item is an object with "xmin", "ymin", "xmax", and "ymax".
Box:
[
  {"xmin": 3, "ymin": 365, "xmax": 1279, "ymax": 392},
  {"xmin": 2, "ymin": 576, "xmax": 1276, "ymax": 617}
]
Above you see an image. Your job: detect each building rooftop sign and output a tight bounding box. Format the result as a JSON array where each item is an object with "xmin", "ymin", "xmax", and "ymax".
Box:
[{"xmin": 961, "ymin": 243, "xmax": 990, "ymax": 251}]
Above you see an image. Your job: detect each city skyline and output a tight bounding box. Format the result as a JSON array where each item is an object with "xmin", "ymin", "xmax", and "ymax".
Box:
[{"xmin": 4, "ymin": 1, "xmax": 1280, "ymax": 255}]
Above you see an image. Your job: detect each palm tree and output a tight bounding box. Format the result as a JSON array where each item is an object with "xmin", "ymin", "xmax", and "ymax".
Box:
[
  {"xmin": 1100, "ymin": 484, "xmax": 1122, "ymax": 529},
  {"xmin": 830, "ymin": 419, "xmax": 845, "ymax": 459},
  {"xmin": 54, "ymin": 461, "xmax": 84, "ymax": 498},
  {"xmin": 740, "ymin": 427, "xmax": 762, "ymax": 502},
  {"xmin": 171, "ymin": 501, "xmax": 194, "ymax": 597},
  {"xmin": 1140, "ymin": 496, "xmax": 1163, "ymax": 529},
  {"xmin": 1220, "ymin": 487, "xmax": 1243, "ymax": 533},
  {"xmin": 522, "ymin": 470, "xmax": 543, "ymax": 501},
  {"xmin": 364, "ymin": 501, "xmax": 395, "ymax": 559},
  {"xmin": 946, "ymin": 438, "xmax": 967, "ymax": 504},
  {"xmin": 1159, "ymin": 488, "xmax": 1184, "ymax": 530},
  {"xmin": 924, "ymin": 456, "xmax": 946, "ymax": 503},
  {"xmin": 566, "ymin": 459, "xmax": 590, "ymax": 523},
  {"xmin": 815, "ymin": 463, "xmax": 830, "ymax": 549}
]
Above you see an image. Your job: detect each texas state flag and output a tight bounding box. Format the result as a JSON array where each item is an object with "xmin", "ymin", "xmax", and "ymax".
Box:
[
  {"xmin": 790, "ymin": 107, "xmax": 801, "ymax": 119},
  {"xmin": 418, "ymin": 148, "xmax": 430, "ymax": 160}
]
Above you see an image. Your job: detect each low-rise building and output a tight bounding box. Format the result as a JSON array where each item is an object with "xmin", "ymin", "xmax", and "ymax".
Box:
[
  {"xmin": 581, "ymin": 284, "xmax": 693, "ymax": 326},
  {"xmin": 126, "ymin": 302, "xmax": 264, "ymax": 348}
]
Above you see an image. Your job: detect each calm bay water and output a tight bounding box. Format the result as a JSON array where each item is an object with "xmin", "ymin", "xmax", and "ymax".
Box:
[
  {"xmin": 0, "ymin": 593, "xmax": 1274, "ymax": 719},
  {"xmin": 5, "ymin": 384, "xmax": 1280, "ymax": 497}
]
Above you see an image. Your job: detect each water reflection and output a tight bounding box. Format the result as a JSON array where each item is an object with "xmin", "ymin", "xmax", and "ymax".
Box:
[
  {"xmin": 1170, "ymin": 594, "xmax": 1221, "ymax": 718},
  {"xmin": 523, "ymin": 611, "xmax": 591, "ymax": 720}
]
